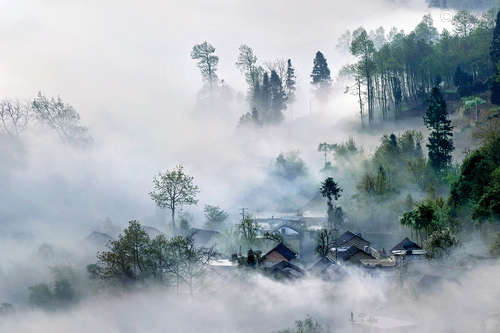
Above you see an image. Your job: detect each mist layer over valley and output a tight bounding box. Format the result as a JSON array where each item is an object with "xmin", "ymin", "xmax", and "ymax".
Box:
[{"xmin": 1, "ymin": 0, "xmax": 500, "ymax": 332}]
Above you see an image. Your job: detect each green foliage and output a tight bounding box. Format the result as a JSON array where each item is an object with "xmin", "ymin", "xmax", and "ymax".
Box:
[
  {"xmin": 204, "ymin": 205, "xmax": 228, "ymax": 231},
  {"xmin": 285, "ymin": 59, "xmax": 296, "ymax": 103},
  {"xmin": 275, "ymin": 151, "xmax": 307, "ymax": 180},
  {"xmin": 28, "ymin": 265, "xmax": 79, "ymax": 310},
  {"xmin": 449, "ymin": 136, "xmax": 500, "ymax": 222},
  {"xmin": 424, "ymin": 228, "xmax": 458, "ymax": 258},
  {"xmin": 400, "ymin": 198, "xmax": 450, "ymax": 244},
  {"xmin": 90, "ymin": 221, "xmax": 215, "ymax": 292},
  {"xmin": 191, "ymin": 41, "xmax": 219, "ymax": 87},
  {"xmin": 238, "ymin": 215, "xmax": 260, "ymax": 247},
  {"xmin": 357, "ymin": 131, "xmax": 433, "ymax": 198},
  {"xmin": 424, "ymin": 87, "xmax": 454, "ymax": 174},
  {"xmin": 491, "ymin": 10, "xmax": 500, "ymax": 105},
  {"xmin": 28, "ymin": 284, "xmax": 53, "ymax": 309},
  {"xmin": 346, "ymin": 11, "xmax": 493, "ymax": 124},
  {"xmin": 311, "ymin": 51, "xmax": 331, "ymax": 88},
  {"xmin": 321, "ymin": 177, "xmax": 342, "ymax": 230}
]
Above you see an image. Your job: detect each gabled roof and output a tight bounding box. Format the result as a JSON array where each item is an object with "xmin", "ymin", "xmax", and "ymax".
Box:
[
  {"xmin": 333, "ymin": 231, "xmax": 370, "ymax": 247},
  {"xmin": 337, "ymin": 245, "xmax": 375, "ymax": 261},
  {"xmin": 263, "ymin": 242, "xmax": 297, "ymax": 261},
  {"xmin": 391, "ymin": 237, "xmax": 421, "ymax": 252},
  {"xmin": 309, "ymin": 257, "xmax": 336, "ymax": 273},
  {"xmin": 270, "ymin": 260, "xmax": 305, "ymax": 274},
  {"xmin": 269, "ymin": 260, "xmax": 305, "ymax": 278}
]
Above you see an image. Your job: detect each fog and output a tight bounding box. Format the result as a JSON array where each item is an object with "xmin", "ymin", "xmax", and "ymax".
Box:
[{"xmin": 1, "ymin": 0, "xmax": 497, "ymax": 332}]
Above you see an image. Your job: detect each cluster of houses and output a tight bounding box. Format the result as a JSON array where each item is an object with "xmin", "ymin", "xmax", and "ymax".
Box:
[
  {"xmin": 184, "ymin": 214, "xmax": 427, "ymax": 280},
  {"xmin": 254, "ymin": 230, "xmax": 426, "ymax": 279}
]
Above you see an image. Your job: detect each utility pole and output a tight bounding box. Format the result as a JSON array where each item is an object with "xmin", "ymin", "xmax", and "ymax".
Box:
[{"xmin": 240, "ymin": 208, "xmax": 248, "ymax": 222}]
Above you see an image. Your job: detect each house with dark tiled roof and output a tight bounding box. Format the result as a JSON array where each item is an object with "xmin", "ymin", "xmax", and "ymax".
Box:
[
  {"xmin": 391, "ymin": 237, "xmax": 426, "ymax": 261},
  {"xmin": 333, "ymin": 231, "xmax": 371, "ymax": 250},
  {"xmin": 267, "ymin": 260, "xmax": 305, "ymax": 279},
  {"xmin": 333, "ymin": 245, "xmax": 375, "ymax": 265},
  {"xmin": 261, "ymin": 242, "xmax": 297, "ymax": 267},
  {"xmin": 391, "ymin": 237, "xmax": 422, "ymax": 253},
  {"xmin": 308, "ymin": 256, "xmax": 337, "ymax": 275}
]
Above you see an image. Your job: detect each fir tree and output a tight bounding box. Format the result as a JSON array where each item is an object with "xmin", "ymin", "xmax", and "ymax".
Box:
[
  {"xmin": 285, "ymin": 59, "xmax": 296, "ymax": 103},
  {"xmin": 261, "ymin": 72, "xmax": 271, "ymax": 112},
  {"xmin": 269, "ymin": 70, "xmax": 286, "ymax": 123},
  {"xmin": 491, "ymin": 10, "xmax": 500, "ymax": 104},
  {"xmin": 424, "ymin": 87, "xmax": 454, "ymax": 173},
  {"xmin": 311, "ymin": 51, "xmax": 331, "ymax": 88}
]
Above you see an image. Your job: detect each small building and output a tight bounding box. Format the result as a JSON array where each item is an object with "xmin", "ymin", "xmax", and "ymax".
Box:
[
  {"xmin": 261, "ymin": 242, "xmax": 297, "ymax": 267},
  {"xmin": 391, "ymin": 237, "xmax": 426, "ymax": 262},
  {"xmin": 333, "ymin": 231, "xmax": 371, "ymax": 250},
  {"xmin": 333, "ymin": 245, "xmax": 376, "ymax": 265},
  {"xmin": 308, "ymin": 256, "xmax": 338, "ymax": 276},
  {"xmin": 391, "ymin": 237, "xmax": 422, "ymax": 254},
  {"xmin": 267, "ymin": 260, "xmax": 305, "ymax": 280}
]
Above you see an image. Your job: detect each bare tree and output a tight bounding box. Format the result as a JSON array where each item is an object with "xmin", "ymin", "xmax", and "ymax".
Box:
[
  {"xmin": 149, "ymin": 165, "xmax": 199, "ymax": 231},
  {"xmin": 0, "ymin": 99, "xmax": 30, "ymax": 137},
  {"xmin": 264, "ymin": 58, "xmax": 288, "ymax": 85},
  {"xmin": 316, "ymin": 229, "xmax": 335, "ymax": 257}
]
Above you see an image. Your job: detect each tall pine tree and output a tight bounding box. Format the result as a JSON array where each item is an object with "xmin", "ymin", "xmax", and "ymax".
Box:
[
  {"xmin": 424, "ymin": 87, "xmax": 454, "ymax": 174},
  {"xmin": 269, "ymin": 70, "xmax": 286, "ymax": 124},
  {"xmin": 285, "ymin": 59, "xmax": 296, "ymax": 103},
  {"xmin": 491, "ymin": 10, "xmax": 500, "ymax": 105},
  {"xmin": 311, "ymin": 51, "xmax": 331, "ymax": 88}
]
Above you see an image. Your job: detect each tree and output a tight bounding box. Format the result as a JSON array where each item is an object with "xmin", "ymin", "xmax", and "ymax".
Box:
[
  {"xmin": 165, "ymin": 236, "xmax": 215, "ymax": 295},
  {"xmin": 414, "ymin": 14, "xmax": 439, "ymax": 43},
  {"xmin": 31, "ymin": 92, "xmax": 91, "ymax": 144},
  {"xmin": 350, "ymin": 28, "xmax": 376, "ymax": 125},
  {"xmin": 285, "ymin": 59, "xmax": 296, "ymax": 103},
  {"xmin": 490, "ymin": 10, "xmax": 500, "ymax": 105},
  {"xmin": 236, "ymin": 44, "xmax": 262, "ymax": 88},
  {"xmin": 238, "ymin": 215, "xmax": 260, "ymax": 248},
  {"xmin": 311, "ymin": 51, "xmax": 332, "ymax": 99},
  {"xmin": 400, "ymin": 199, "xmax": 446, "ymax": 245},
  {"xmin": 424, "ymin": 228, "xmax": 458, "ymax": 258},
  {"xmin": 0, "ymin": 99, "xmax": 30, "ymax": 137},
  {"xmin": 191, "ymin": 41, "xmax": 219, "ymax": 88},
  {"xmin": 269, "ymin": 70, "xmax": 286, "ymax": 123},
  {"xmin": 149, "ymin": 165, "xmax": 199, "ymax": 230},
  {"xmin": 320, "ymin": 178, "xmax": 343, "ymax": 230},
  {"xmin": 452, "ymin": 10, "xmax": 478, "ymax": 37},
  {"xmin": 275, "ymin": 151, "xmax": 307, "ymax": 180},
  {"xmin": 28, "ymin": 284, "xmax": 53, "ymax": 309},
  {"xmin": 316, "ymin": 229, "xmax": 335, "ymax": 257},
  {"xmin": 93, "ymin": 220, "xmax": 151, "ymax": 283},
  {"xmin": 204, "ymin": 205, "xmax": 228, "ymax": 230},
  {"xmin": 424, "ymin": 87, "xmax": 454, "ymax": 174},
  {"xmin": 317, "ymin": 143, "xmax": 337, "ymax": 165}
]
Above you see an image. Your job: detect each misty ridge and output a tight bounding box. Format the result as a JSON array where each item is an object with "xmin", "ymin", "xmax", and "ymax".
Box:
[{"xmin": 1, "ymin": 0, "xmax": 500, "ymax": 332}]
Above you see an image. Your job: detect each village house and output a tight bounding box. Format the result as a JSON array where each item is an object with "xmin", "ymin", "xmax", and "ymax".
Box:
[
  {"xmin": 261, "ymin": 242, "xmax": 297, "ymax": 267},
  {"xmin": 391, "ymin": 237, "xmax": 426, "ymax": 263},
  {"xmin": 332, "ymin": 231, "xmax": 371, "ymax": 250}
]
